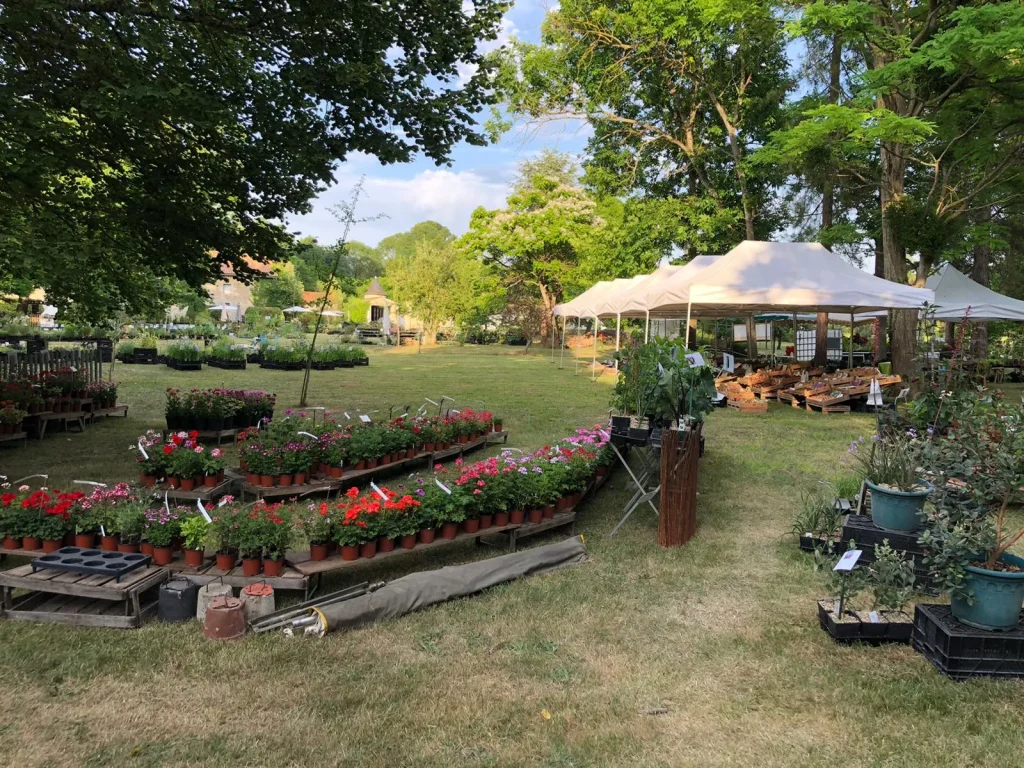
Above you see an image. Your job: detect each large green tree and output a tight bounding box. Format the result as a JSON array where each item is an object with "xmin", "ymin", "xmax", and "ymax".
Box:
[
  {"xmin": 0, "ymin": 0, "xmax": 508, "ymax": 320},
  {"xmin": 385, "ymin": 241, "xmax": 497, "ymax": 344},
  {"xmin": 377, "ymin": 221, "xmax": 455, "ymax": 262}
]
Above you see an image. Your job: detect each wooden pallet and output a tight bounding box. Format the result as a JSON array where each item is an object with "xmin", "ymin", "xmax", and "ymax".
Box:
[
  {"xmin": 0, "ymin": 564, "xmax": 168, "ymax": 628},
  {"xmin": 32, "ymin": 411, "xmax": 88, "ymax": 439},
  {"xmin": 88, "ymin": 404, "xmax": 129, "ymax": 421},
  {"xmin": 806, "ymin": 401, "xmax": 851, "ymax": 414},
  {"xmin": 726, "ymin": 399, "xmax": 768, "ymax": 414},
  {"xmin": 163, "ymin": 558, "xmax": 309, "ymax": 595}
]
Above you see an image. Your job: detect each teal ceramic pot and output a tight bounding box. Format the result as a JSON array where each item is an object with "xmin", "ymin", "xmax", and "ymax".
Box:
[
  {"xmin": 867, "ymin": 480, "xmax": 930, "ymax": 533},
  {"xmin": 951, "ymin": 553, "xmax": 1024, "ymax": 631}
]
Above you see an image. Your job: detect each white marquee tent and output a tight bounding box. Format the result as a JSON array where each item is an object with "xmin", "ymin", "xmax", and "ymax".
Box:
[{"xmin": 911, "ymin": 263, "xmax": 1024, "ymax": 322}]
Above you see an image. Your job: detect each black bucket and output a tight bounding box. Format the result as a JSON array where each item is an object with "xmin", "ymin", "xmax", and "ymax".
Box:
[{"xmin": 159, "ymin": 577, "xmax": 199, "ymax": 623}]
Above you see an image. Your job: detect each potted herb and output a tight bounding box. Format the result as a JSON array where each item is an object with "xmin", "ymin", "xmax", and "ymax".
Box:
[
  {"xmin": 849, "ymin": 432, "xmax": 930, "ymax": 533},
  {"xmin": 180, "ymin": 515, "xmax": 209, "ymax": 567},
  {"xmin": 143, "ymin": 508, "xmax": 181, "ymax": 565},
  {"xmin": 115, "ymin": 502, "xmax": 145, "ymax": 553}
]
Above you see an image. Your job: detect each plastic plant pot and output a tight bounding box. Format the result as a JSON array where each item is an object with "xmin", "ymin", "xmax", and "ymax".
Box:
[
  {"xmin": 951, "ymin": 553, "xmax": 1024, "ymax": 630},
  {"xmin": 866, "ymin": 480, "xmax": 930, "ymax": 533}
]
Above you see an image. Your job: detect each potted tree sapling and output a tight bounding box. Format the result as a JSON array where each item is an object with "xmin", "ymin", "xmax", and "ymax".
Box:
[{"xmin": 850, "ymin": 432, "xmax": 931, "ymax": 533}]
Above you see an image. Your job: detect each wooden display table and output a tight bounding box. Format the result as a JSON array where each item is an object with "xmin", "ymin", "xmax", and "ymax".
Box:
[
  {"xmin": 163, "ymin": 558, "xmax": 310, "ymax": 596},
  {"xmin": 88, "ymin": 404, "xmax": 129, "ymax": 422},
  {"xmin": 150, "ymin": 477, "xmax": 235, "ymax": 503},
  {"xmin": 0, "ymin": 430, "xmax": 27, "ymax": 449},
  {"xmin": 0, "ymin": 563, "xmax": 167, "ymax": 628}
]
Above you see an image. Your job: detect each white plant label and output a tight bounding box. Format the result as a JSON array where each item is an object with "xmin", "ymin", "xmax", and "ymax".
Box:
[
  {"xmin": 137, "ymin": 439, "xmax": 149, "ymax": 460},
  {"xmin": 424, "ymin": 398, "xmax": 439, "ymax": 406},
  {"xmin": 217, "ymin": 496, "xmax": 231, "ymax": 508},
  {"xmin": 685, "ymin": 352, "xmax": 705, "ymax": 368},
  {"xmin": 164, "ymin": 491, "xmax": 170, "ymax": 515},
  {"xmin": 343, "ymin": 412, "xmax": 350, "ymax": 419},
  {"xmin": 722, "ymin": 352, "xmax": 735, "ymax": 373},
  {"xmin": 100, "ymin": 525, "xmax": 106, "ymax": 537},
  {"xmin": 833, "ymin": 549, "xmax": 862, "ymax": 572},
  {"xmin": 370, "ymin": 481, "xmax": 388, "ymax": 500},
  {"xmin": 74, "ymin": 480, "xmax": 107, "ymax": 487},
  {"xmin": 400, "ymin": 413, "xmax": 407, "ymax": 419},
  {"xmin": 868, "ymin": 611, "xmax": 880, "ymax": 624},
  {"xmin": 435, "ymin": 478, "xmax": 451, "ymax": 495},
  {"xmin": 197, "ymin": 500, "xmax": 212, "ymax": 523},
  {"xmin": 451, "ymin": 409, "xmax": 460, "ymax": 415},
  {"xmin": 360, "ymin": 414, "xmax": 371, "ymax": 423},
  {"xmin": 298, "ymin": 431, "xmax": 317, "ymax": 439}
]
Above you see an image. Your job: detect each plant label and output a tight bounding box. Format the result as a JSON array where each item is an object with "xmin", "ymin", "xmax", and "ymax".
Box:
[
  {"xmin": 370, "ymin": 482, "xmax": 388, "ymax": 500},
  {"xmin": 722, "ymin": 352, "xmax": 735, "ymax": 372},
  {"xmin": 137, "ymin": 439, "xmax": 150, "ymax": 460},
  {"xmin": 424, "ymin": 398, "xmax": 439, "ymax": 406},
  {"xmin": 197, "ymin": 500, "xmax": 212, "ymax": 523},
  {"xmin": 833, "ymin": 549, "xmax": 862, "ymax": 572},
  {"xmin": 435, "ymin": 478, "xmax": 451, "ymax": 495},
  {"xmin": 343, "ymin": 412, "xmax": 350, "ymax": 419},
  {"xmin": 657, "ymin": 362, "xmax": 665, "ymax": 374},
  {"xmin": 164, "ymin": 491, "xmax": 170, "ymax": 515},
  {"xmin": 298, "ymin": 431, "xmax": 317, "ymax": 439},
  {"xmin": 360, "ymin": 414, "xmax": 371, "ymax": 423},
  {"xmin": 74, "ymin": 480, "xmax": 107, "ymax": 487},
  {"xmin": 100, "ymin": 525, "xmax": 106, "ymax": 537},
  {"xmin": 868, "ymin": 611, "xmax": 880, "ymax": 623},
  {"xmin": 685, "ymin": 352, "xmax": 705, "ymax": 368},
  {"xmin": 400, "ymin": 413, "xmax": 407, "ymax": 419}
]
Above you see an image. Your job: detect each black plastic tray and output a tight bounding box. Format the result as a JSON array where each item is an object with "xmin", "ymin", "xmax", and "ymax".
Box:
[
  {"xmin": 31, "ymin": 547, "xmax": 151, "ymax": 582},
  {"xmin": 913, "ymin": 604, "xmax": 1024, "ymax": 681}
]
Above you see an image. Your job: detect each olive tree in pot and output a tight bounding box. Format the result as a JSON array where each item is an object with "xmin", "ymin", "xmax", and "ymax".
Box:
[{"xmin": 919, "ymin": 406, "xmax": 1024, "ymax": 630}]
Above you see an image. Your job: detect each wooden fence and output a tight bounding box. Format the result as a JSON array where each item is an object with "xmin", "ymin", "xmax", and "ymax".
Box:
[
  {"xmin": 0, "ymin": 348, "xmax": 103, "ymax": 383},
  {"xmin": 657, "ymin": 425, "xmax": 702, "ymax": 548}
]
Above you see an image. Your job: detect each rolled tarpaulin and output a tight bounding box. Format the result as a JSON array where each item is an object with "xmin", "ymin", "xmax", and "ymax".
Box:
[{"xmin": 313, "ymin": 536, "xmax": 587, "ymax": 635}]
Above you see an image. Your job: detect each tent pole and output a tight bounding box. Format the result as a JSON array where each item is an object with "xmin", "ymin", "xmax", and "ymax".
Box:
[
  {"xmin": 685, "ymin": 300, "xmax": 692, "ymax": 351},
  {"xmin": 614, "ymin": 314, "xmax": 621, "ymax": 370},
  {"xmin": 559, "ymin": 316, "xmax": 567, "ymax": 370},
  {"xmin": 644, "ymin": 311, "xmax": 649, "ymax": 342},
  {"xmin": 591, "ymin": 316, "xmax": 598, "ymax": 381},
  {"xmin": 550, "ymin": 312, "xmax": 555, "ymax": 363},
  {"xmin": 792, "ymin": 313, "xmax": 798, "ymax": 361},
  {"xmin": 849, "ymin": 311, "xmax": 855, "ymax": 370}
]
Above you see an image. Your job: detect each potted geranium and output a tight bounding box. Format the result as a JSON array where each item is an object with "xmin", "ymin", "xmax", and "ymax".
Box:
[
  {"xmin": 850, "ymin": 432, "xmax": 930, "ymax": 533},
  {"xmin": 262, "ymin": 507, "xmax": 293, "ymax": 576},
  {"xmin": 302, "ymin": 502, "xmax": 333, "ymax": 561},
  {"xmin": 143, "ymin": 507, "xmax": 181, "ymax": 565},
  {"xmin": 201, "ymin": 447, "xmax": 225, "ymax": 487},
  {"xmin": 34, "ymin": 507, "xmax": 72, "ymax": 553},
  {"xmin": 1, "ymin": 500, "xmax": 26, "ymax": 549},
  {"xmin": 0, "ymin": 402, "xmax": 27, "ymax": 435},
  {"xmin": 210, "ymin": 507, "xmax": 238, "ymax": 570},
  {"xmin": 180, "ymin": 515, "xmax": 209, "ymax": 567}
]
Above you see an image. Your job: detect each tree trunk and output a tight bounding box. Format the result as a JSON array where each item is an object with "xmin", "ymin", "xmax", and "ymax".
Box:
[
  {"xmin": 537, "ymin": 281, "xmax": 558, "ymax": 343},
  {"xmin": 814, "ymin": 34, "xmax": 842, "ymax": 369},
  {"xmin": 880, "ymin": 140, "xmax": 915, "ymax": 377},
  {"xmin": 873, "ymin": 237, "xmax": 888, "ymax": 359},
  {"xmin": 971, "ymin": 209, "xmax": 992, "ymax": 358},
  {"xmin": 422, "ymin": 322, "xmax": 438, "ymax": 346}
]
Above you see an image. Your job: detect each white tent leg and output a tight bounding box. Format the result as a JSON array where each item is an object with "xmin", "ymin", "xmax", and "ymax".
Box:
[
  {"xmin": 849, "ymin": 311, "xmax": 855, "ymax": 370},
  {"xmin": 550, "ymin": 313, "xmax": 555, "ymax": 363},
  {"xmin": 685, "ymin": 300, "xmax": 692, "ymax": 351},
  {"xmin": 559, "ymin": 316, "xmax": 567, "ymax": 369},
  {"xmin": 591, "ymin": 316, "xmax": 598, "ymax": 381},
  {"xmin": 614, "ymin": 314, "xmax": 621, "ymax": 369},
  {"xmin": 644, "ymin": 311, "xmax": 650, "ymax": 342}
]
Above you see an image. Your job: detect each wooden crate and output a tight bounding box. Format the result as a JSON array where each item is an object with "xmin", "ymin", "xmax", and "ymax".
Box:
[{"xmin": 727, "ymin": 400, "xmax": 768, "ymax": 414}]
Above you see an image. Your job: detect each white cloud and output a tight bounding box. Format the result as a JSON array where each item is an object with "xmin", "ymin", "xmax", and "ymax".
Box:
[
  {"xmin": 457, "ymin": 8, "xmax": 518, "ymax": 85},
  {"xmin": 288, "ymin": 165, "xmax": 510, "ymax": 247}
]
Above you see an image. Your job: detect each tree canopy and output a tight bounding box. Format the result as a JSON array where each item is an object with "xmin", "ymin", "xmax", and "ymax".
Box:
[{"xmin": 0, "ymin": 0, "xmax": 508, "ymax": 320}]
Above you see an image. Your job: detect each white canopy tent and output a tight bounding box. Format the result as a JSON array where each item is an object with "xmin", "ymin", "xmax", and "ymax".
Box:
[
  {"xmin": 867, "ymin": 263, "xmax": 1024, "ymax": 322},
  {"xmin": 282, "ymin": 306, "xmax": 312, "ymax": 314}
]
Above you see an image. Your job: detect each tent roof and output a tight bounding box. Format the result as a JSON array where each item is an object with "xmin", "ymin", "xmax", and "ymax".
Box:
[
  {"xmin": 925, "ymin": 263, "xmax": 1024, "ymax": 321},
  {"xmin": 646, "ymin": 241, "xmax": 933, "ymax": 316},
  {"xmin": 593, "ymin": 257, "xmax": 721, "ymax": 318},
  {"xmin": 554, "ymin": 280, "xmax": 617, "ymax": 317}
]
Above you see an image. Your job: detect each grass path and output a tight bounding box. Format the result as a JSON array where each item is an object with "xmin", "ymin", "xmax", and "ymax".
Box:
[{"xmin": 2, "ymin": 346, "xmax": 1024, "ymax": 767}]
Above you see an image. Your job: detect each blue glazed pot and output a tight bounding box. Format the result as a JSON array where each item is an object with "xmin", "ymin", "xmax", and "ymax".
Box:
[
  {"xmin": 867, "ymin": 480, "xmax": 930, "ymax": 533},
  {"xmin": 951, "ymin": 553, "xmax": 1024, "ymax": 631}
]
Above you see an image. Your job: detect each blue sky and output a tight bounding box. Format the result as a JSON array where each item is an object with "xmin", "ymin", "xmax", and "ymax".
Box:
[{"xmin": 287, "ymin": 0, "xmax": 589, "ymax": 248}]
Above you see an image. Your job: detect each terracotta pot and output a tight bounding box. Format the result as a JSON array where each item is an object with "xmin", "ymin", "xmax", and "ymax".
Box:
[
  {"xmin": 167, "ymin": 476, "xmax": 181, "ymax": 490},
  {"xmin": 494, "ymin": 511, "xmax": 509, "ymax": 527},
  {"xmin": 241, "ymin": 557, "xmax": 262, "ymax": 576},
  {"xmin": 459, "ymin": 435, "xmax": 469, "ymax": 444},
  {"xmin": 400, "ymin": 534, "xmax": 417, "ymax": 550},
  {"xmin": 101, "ymin": 535, "xmax": 119, "ymax": 551},
  {"xmin": 140, "ymin": 474, "xmax": 157, "ymax": 488},
  {"xmin": 360, "ymin": 541, "xmax": 377, "ymax": 559},
  {"xmin": 309, "ymin": 462, "xmax": 319, "ymax": 475},
  {"xmin": 204, "ymin": 475, "xmax": 218, "ymax": 488},
  {"xmin": 2, "ymin": 535, "xmax": 19, "ymax": 550},
  {"xmin": 246, "ymin": 472, "xmax": 259, "ymax": 486},
  {"xmin": 183, "ymin": 548, "xmax": 204, "ymax": 567},
  {"xmin": 260, "ymin": 475, "xmax": 274, "ymax": 487},
  {"xmin": 310, "ymin": 543, "xmax": 328, "ymax": 561},
  {"xmin": 152, "ymin": 546, "xmax": 174, "ymax": 565},
  {"xmin": 378, "ymin": 536, "xmax": 395, "ymax": 553},
  {"xmin": 419, "ymin": 528, "xmax": 436, "ymax": 544},
  {"xmin": 367, "ymin": 458, "xmax": 378, "ymax": 469},
  {"xmin": 22, "ymin": 536, "xmax": 41, "ymax": 551},
  {"xmin": 141, "ymin": 542, "xmax": 155, "ymax": 556},
  {"xmin": 381, "ymin": 455, "xmax": 392, "ymax": 465},
  {"xmin": 556, "ymin": 496, "xmax": 570, "ymax": 511},
  {"xmin": 294, "ymin": 472, "xmax": 307, "ymax": 485},
  {"xmin": 329, "ymin": 466, "xmax": 343, "ymax": 478},
  {"xmin": 203, "ymin": 595, "xmax": 245, "ymax": 641},
  {"xmin": 355, "ymin": 460, "xmax": 366, "ymax": 471},
  {"xmin": 527, "ymin": 508, "xmax": 542, "ymax": 524},
  {"xmin": 264, "ymin": 557, "xmax": 284, "ymax": 576},
  {"xmin": 118, "ymin": 542, "xmax": 139, "ymax": 554},
  {"xmin": 463, "ymin": 518, "xmax": 480, "ymax": 534},
  {"xmin": 216, "ymin": 552, "xmax": 236, "ymax": 570},
  {"xmin": 74, "ymin": 533, "xmax": 95, "ymax": 549},
  {"xmin": 479, "ymin": 514, "xmax": 493, "ymax": 530},
  {"xmin": 441, "ymin": 522, "xmax": 458, "ymax": 540},
  {"xmin": 328, "ymin": 540, "xmax": 338, "ymax": 553},
  {"xmin": 493, "ymin": 421, "xmax": 503, "ymax": 432},
  {"xmin": 193, "ymin": 475, "xmax": 204, "ymax": 488},
  {"xmin": 278, "ymin": 474, "xmax": 293, "ymax": 487},
  {"xmin": 406, "ymin": 448, "xmax": 417, "ymax": 459},
  {"xmin": 43, "ymin": 538, "xmax": 63, "ymax": 553},
  {"xmin": 341, "ymin": 544, "xmax": 359, "ymax": 561},
  {"xmin": 543, "ymin": 505, "xmax": 555, "ymax": 519},
  {"xmin": 509, "ymin": 509, "xmax": 525, "ymax": 525},
  {"xmin": 180, "ymin": 477, "xmax": 196, "ymax": 492},
  {"xmin": 424, "ymin": 442, "xmax": 435, "ymax": 452}
]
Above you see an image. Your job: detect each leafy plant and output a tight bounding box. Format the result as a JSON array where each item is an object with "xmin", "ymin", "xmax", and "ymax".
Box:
[
  {"xmin": 180, "ymin": 515, "xmax": 210, "ymax": 551},
  {"xmin": 790, "ymin": 484, "xmax": 842, "ymax": 540}
]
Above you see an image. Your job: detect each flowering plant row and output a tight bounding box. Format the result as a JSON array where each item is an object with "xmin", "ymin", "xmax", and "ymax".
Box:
[
  {"xmin": 165, "ymin": 388, "xmax": 275, "ymax": 432},
  {"xmin": 0, "ymin": 369, "xmax": 117, "ymax": 414},
  {"xmin": 237, "ymin": 408, "xmax": 499, "ymax": 487},
  {"xmin": 134, "ymin": 429, "xmax": 226, "ymax": 490}
]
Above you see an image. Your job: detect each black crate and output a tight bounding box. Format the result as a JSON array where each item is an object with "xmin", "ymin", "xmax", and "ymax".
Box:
[
  {"xmin": 913, "ymin": 604, "xmax": 1024, "ymax": 681},
  {"xmin": 166, "ymin": 360, "xmax": 202, "ymax": 371},
  {"xmin": 817, "ymin": 600, "xmax": 913, "ymax": 644},
  {"xmin": 207, "ymin": 358, "xmax": 246, "ymax": 370},
  {"xmin": 841, "ymin": 514, "xmax": 923, "ymax": 552},
  {"xmin": 133, "ymin": 347, "xmax": 158, "ymax": 364},
  {"xmin": 31, "ymin": 547, "xmax": 151, "ymax": 582}
]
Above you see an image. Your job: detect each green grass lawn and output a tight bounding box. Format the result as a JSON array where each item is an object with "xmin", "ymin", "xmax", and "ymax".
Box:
[{"xmin": 2, "ymin": 346, "xmax": 1024, "ymax": 767}]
